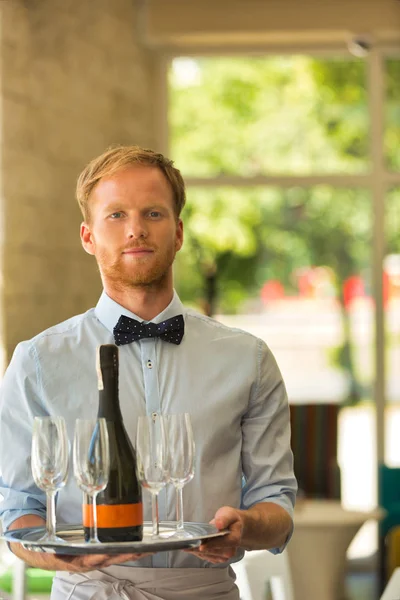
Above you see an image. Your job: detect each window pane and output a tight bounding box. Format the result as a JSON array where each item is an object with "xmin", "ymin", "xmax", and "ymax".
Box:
[
  {"xmin": 385, "ymin": 59, "xmax": 400, "ymax": 172},
  {"xmin": 169, "ymin": 56, "xmax": 369, "ymax": 177},
  {"xmin": 175, "ymin": 185, "xmax": 372, "ymax": 404}
]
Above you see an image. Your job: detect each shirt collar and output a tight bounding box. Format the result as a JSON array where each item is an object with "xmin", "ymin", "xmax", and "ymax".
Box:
[{"xmin": 95, "ymin": 290, "xmax": 186, "ymax": 334}]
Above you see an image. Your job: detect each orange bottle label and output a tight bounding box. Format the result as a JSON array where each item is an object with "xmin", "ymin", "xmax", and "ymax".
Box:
[{"xmin": 83, "ymin": 502, "xmax": 143, "ymax": 528}]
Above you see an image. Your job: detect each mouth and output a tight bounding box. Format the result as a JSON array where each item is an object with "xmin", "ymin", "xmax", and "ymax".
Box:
[{"xmin": 122, "ymin": 248, "xmax": 154, "ymax": 256}]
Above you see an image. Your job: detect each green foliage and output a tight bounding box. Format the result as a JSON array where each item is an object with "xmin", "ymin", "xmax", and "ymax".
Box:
[
  {"xmin": 310, "ymin": 59, "xmax": 368, "ymax": 164},
  {"xmin": 385, "ymin": 59, "xmax": 400, "ymax": 171},
  {"xmin": 176, "ymin": 184, "xmax": 372, "ymax": 314},
  {"xmin": 170, "ymin": 56, "xmax": 370, "ymax": 178},
  {"xmin": 169, "ymin": 55, "xmax": 399, "ymax": 314},
  {"xmin": 386, "ymin": 187, "xmax": 400, "ymax": 254}
]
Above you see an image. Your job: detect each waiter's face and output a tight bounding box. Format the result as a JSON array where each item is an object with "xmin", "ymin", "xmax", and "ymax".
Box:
[{"xmin": 80, "ymin": 164, "xmax": 183, "ymax": 288}]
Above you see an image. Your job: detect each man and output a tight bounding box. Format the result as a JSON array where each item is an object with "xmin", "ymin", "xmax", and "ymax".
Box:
[{"xmin": 0, "ymin": 146, "xmax": 297, "ymax": 599}]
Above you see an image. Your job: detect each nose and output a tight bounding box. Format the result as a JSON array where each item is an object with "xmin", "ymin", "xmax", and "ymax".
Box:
[{"xmin": 127, "ymin": 216, "xmax": 148, "ymax": 240}]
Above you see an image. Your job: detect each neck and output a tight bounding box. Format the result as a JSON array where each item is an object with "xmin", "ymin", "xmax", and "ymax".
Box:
[{"xmin": 103, "ymin": 276, "xmax": 174, "ymax": 321}]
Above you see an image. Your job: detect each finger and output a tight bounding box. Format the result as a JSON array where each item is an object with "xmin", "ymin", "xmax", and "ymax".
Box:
[
  {"xmin": 211, "ymin": 519, "xmax": 242, "ymax": 542},
  {"xmin": 185, "ymin": 547, "xmax": 237, "ymax": 561},
  {"xmin": 199, "ymin": 533, "xmax": 240, "ymax": 550},
  {"xmin": 213, "ymin": 506, "xmax": 242, "ymax": 531},
  {"xmin": 83, "ymin": 558, "xmax": 111, "ymax": 569},
  {"xmin": 81, "ymin": 554, "xmax": 111, "ymax": 567},
  {"xmin": 186, "ymin": 550, "xmax": 233, "ymax": 564},
  {"xmin": 110, "ymin": 553, "xmax": 151, "ymax": 563},
  {"xmin": 78, "ymin": 552, "xmax": 149, "ymax": 570},
  {"xmin": 199, "ymin": 551, "xmax": 235, "ymax": 561},
  {"xmin": 62, "ymin": 553, "xmax": 105, "ymax": 564},
  {"xmin": 93, "ymin": 552, "xmax": 151, "ymax": 566},
  {"xmin": 200, "ymin": 557, "xmax": 229, "ymax": 564},
  {"xmin": 186, "ymin": 547, "xmax": 235, "ymax": 557}
]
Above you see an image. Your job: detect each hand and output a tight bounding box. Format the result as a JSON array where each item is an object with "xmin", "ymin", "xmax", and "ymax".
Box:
[
  {"xmin": 58, "ymin": 552, "xmax": 153, "ymax": 573},
  {"xmin": 185, "ymin": 506, "xmax": 244, "ymax": 564},
  {"xmin": 9, "ymin": 516, "xmax": 154, "ymax": 573}
]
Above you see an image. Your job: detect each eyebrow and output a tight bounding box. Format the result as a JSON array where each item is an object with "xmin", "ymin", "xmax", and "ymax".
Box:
[{"xmin": 101, "ymin": 203, "xmax": 171, "ymax": 213}]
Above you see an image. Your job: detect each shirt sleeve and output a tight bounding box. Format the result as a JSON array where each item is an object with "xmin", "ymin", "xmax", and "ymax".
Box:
[
  {"xmin": 0, "ymin": 341, "xmax": 47, "ymax": 531},
  {"xmin": 240, "ymin": 338, "xmax": 297, "ymax": 553}
]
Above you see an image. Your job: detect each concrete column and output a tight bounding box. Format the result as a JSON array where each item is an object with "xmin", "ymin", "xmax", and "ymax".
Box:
[{"xmin": 0, "ymin": 0, "xmax": 158, "ymax": 363}]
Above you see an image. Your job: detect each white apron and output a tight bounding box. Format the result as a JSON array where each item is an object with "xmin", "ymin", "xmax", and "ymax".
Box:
[{"xmin": 51, "ymin": 566, "xmax": 240, "ymax": 600}]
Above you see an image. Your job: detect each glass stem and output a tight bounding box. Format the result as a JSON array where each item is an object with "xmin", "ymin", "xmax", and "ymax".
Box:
[
  {"xmin": 46, "ymin": 490, "xmax": 57, "ymax": 540},
  {"xmin": 90, "ymin": 492, "xmax": 99, "ymax": 543},
  {"xmin": 151, "ymin": 492, "xmax": 160, "ymax": 538},
  {"xmin": 176, "ymin": 486, "xmax": 184, "ymax": 531}
]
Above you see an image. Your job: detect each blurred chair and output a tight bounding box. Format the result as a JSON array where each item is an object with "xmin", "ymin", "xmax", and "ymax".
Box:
[
  {"xmin": 378, "ymin": 465, "xmax": 400, "ymax": 593},
  {"xmin": 289, "ymin": 403, "xmax": 341, "ymax": 499},
  {"xmin": 380, "ymin": 566, "xmax": 400, "ymax": 600},
  {"xmin": 232, "ymin": 550, "xmax": 294, "ymax": 600}
]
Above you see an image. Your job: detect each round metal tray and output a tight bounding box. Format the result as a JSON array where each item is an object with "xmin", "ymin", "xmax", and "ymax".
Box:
[{"xmin": 3, "ymin": 522, "xmax": 228, "ymax": 555}]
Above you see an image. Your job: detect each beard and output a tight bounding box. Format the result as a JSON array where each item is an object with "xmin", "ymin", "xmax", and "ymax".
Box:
[{"xmin": 96, "ymin": 241, "xmax": 177, "ymax": 290}]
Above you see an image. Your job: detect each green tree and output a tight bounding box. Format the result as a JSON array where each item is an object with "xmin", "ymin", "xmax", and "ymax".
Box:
[
  {"xmin": 170, "ymin": 55, "xmax": 370, "ymax": 315},
  {"xmin": 170, "ymin": 56, "xmax": 368, "ymax": 179},
  {"xmin": 385, "ymin": 59, "xmax": 400, "ymax": 171}
]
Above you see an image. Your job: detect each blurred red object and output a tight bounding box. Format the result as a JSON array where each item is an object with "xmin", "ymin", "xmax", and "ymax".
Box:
[
  {"xmin": 383, "ymin": 270, "xmax": 390, "ymax": 309},
  {"xmin": 343, "ymin": 275, "xmax": 365, "ymax": 308},
  {"xmin": 261, "ymin": 280, "xmax": 285, "ymax": 303}
]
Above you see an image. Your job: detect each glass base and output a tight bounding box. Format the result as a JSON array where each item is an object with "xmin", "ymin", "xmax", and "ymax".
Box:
[
  {"xmin": 170, "ymin": 529, "xmax": 193, "ymax": 540},
  {"xmin": 38, "ymin": 533, "xmax": 66, "ymax": 544}
]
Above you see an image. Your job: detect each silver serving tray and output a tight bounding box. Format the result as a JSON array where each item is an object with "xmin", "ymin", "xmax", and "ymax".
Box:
[{"xmin": 2, "ymin": 522, "xmax": 228, "ymax": 555}]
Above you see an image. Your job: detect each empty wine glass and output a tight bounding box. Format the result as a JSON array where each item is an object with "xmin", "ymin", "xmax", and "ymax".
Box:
[
  {"xmin": 31, "ymin": 416, "xmax": 69, "ymax": 542},
  {"xmin": 165, "ymin": 413, "xmax": 195, "ymax": 538},
  {"xmin": 136, "ymin": 415, "xmax": 169, "ymax": 538},
  {"xmin": 73, "ymin": 418, "xmax": 110, "ymax": 544}
]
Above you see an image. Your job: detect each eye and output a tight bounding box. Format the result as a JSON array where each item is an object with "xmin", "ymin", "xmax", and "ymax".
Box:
[
  {"xmin": 110, "ymin": 212, "xmax": 124, "ymax": 219},
  {"xmin": 149, "ymin": 210, "xmax": 162, "ymax": 218}
]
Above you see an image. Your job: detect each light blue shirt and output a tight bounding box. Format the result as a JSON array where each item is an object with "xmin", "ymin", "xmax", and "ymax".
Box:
[{"xmin": 0, "ymin": 291, "xmax": 297, "ymax": 568}]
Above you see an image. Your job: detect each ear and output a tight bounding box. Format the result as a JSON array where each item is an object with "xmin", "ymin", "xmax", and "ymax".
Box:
[
  {"xmin": 80, "ymin": 222, "xmax": 96, "ymax": 256},
  {"xmin": 175, "ymin": 219, "xmax": 184, "ymax": 252}
]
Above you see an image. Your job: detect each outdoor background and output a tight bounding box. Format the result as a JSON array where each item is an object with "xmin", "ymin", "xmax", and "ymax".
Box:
[{"xmin": 169, "ymin": 55, "xmax": 400, "ymax": 558}]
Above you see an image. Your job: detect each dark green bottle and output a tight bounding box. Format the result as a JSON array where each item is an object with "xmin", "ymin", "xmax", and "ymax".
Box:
[{"xmin": 83, "ymin": 344, "xmax": 143, "ymax": 542}]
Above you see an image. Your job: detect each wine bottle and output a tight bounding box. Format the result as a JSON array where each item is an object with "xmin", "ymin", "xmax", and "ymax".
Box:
[{"xmin": 83, "ymin": 344, "xmax": 143, "ymax": 542}]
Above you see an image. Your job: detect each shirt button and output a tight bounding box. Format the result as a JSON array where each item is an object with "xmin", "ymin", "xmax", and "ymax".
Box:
[
  {"xmin": 147, "ymin": 360, "xmax": 153, "ymax": 369},
  {"xmin": 151, "ymin": 412, "xmax": 158, "ymax": 421}
]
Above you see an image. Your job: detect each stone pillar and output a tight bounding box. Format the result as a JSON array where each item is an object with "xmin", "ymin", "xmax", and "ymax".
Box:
[{"xmin": 0, "ymin": 0, "xmax": 158, "ymax": 364}]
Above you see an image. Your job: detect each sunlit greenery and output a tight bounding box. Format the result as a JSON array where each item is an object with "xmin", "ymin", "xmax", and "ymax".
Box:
[
  {"xmin": 386, "ymin": 60, "xmax": 400, "ymax": 171},
  {"xmin": 170, "ymin": 56, "xmax": 369, "ymax": 177},
  {"xmin": 176, "ymin": 186, "xmax": 371, "ymax": 314},
  {"xmin": 170, "ymin": 55, "xmax": 400, "ymax": 317}
]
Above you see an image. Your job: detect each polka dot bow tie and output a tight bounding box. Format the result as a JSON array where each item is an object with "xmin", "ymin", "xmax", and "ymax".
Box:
[{"xmin": 113, "ymin": 314, "xmax": 185, "ymax": 346}]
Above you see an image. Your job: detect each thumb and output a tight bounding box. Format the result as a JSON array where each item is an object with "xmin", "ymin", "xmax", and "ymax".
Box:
[{"xmin": 213, "ymin": 506, "xmax": 241, "ymax": 530}]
